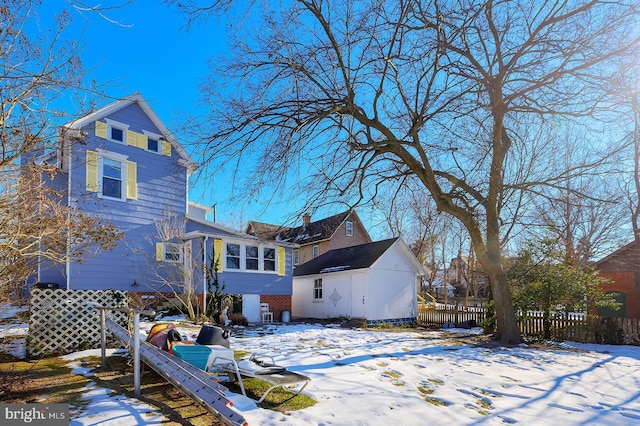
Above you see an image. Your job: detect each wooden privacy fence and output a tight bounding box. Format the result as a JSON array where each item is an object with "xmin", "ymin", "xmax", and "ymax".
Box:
[
  {"xmin": 417, "ymin": 304, "xmax": 640, "ymax": 345},
  {"xmin": 520, "ymin": 312, "xmax": 640, "ymax": 345}
]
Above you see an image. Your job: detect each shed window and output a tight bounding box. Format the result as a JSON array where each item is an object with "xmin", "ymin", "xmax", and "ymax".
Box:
[{"xmin": 314, "ymin": 278, "xmax": 323, "ymax": 300}]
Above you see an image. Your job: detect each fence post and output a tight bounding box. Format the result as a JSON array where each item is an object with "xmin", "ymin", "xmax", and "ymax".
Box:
[
  {"xmin": 100, "ymin": 308, "xmax": 107, "ymax": 368},
  {"xmin": 134, "ymin": 312, "xmax": 141, "ymax": 397}
]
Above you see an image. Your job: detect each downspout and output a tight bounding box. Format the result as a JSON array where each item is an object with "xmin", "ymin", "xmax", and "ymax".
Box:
[
  {"xmin": 202, "ymin": 235, "xmax": 209, "ymax": 315},
  {"xmin": 66, "ymin": 135, "xmax": 72, "ymax": 290}
]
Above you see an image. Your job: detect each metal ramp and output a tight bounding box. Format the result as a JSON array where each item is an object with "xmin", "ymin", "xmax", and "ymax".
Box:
[{"xmin": 105, "ymin": 318, "xmax": 248, "ymax": 426}]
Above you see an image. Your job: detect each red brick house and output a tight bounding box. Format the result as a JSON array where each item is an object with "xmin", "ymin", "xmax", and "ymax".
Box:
[{"xmin": 594, "ymin": 240, "xmax": 640, "ymax": 320}]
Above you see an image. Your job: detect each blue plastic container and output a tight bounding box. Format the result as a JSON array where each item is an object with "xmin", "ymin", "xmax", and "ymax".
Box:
[{"xmin": 172, "ymin": 344, "xmax": 212, "ymax": 370}]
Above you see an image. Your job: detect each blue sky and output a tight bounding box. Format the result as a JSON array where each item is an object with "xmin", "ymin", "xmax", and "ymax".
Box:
[{"xmin": 33, "ymin": 1, "xmax": 386, "ymax": 235}]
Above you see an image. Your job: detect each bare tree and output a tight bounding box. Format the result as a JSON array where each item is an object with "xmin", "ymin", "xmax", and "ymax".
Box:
[
  {"xmin": 145, "ymin": 211, "xmax": 200, "ymax": 321},
  {"xmin": 176, "ymin": 0, "xmax": 640, "ymax": 344},
  {"xmin": 529, "ymin": 130, "xmax": 628, "ymax": 267},
  {"xmin": 0, "ymin": 1, "xmax": 133, "ymax": 301},
  {"xmin": 0, "ymin": 163, "xmax": 122, "ymax": 302}
]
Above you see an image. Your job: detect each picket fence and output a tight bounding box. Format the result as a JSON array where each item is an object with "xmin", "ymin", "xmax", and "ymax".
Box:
[{"xmin": 417, "ymin": 303, "xmax": 640, "ymax": 345}]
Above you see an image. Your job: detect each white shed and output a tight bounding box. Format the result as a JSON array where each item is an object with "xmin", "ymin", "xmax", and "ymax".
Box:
[{"xmin": 292, "ymin": 237, "xmax": 426, "ymax": 325}]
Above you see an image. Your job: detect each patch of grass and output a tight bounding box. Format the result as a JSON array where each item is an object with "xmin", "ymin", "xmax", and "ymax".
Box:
[
  {"xmin": 424, "ymin": 396, "xmax": 450, "ymax": 406},
  {"xmin": 225, "ymin": 378, "xmax": 315, "ymax": 412},
  {"xmin": 476, "ymin": 397, "xmax": 492, "ymax": 410},
  {"xmin": 368, "ymin": 322, "xmax": 416, "ymax": 330},
  {"xmin": 465, "ymin": 402, "xmax": 490, "ymax": 416},
  {"xmin": 417, "ymin": 385, "xmax": 434, "ymax": 395},
  {"xmin": 0, "ymin": 356, "xmax": 89, "ymax": 408},
  {"xmin": 478, "ymin": 388, "xmax": 501, "ymax": 398},
  {"xmin": 383, "ymin": 370, "xmax": 402, "ymax": 379},
  {"xmin": 428, "ymin": 377, "xmax": 444, "ymax": 386}
]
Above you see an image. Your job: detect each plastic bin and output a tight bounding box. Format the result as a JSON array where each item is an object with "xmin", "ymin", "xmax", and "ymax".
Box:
[
  {"xmin": 281, "ymin": 310, "xmax": 291, "ymax": 323},
  {"xmin": 172, "ymin": 344, "xmax": 212, "ymax": 370}
]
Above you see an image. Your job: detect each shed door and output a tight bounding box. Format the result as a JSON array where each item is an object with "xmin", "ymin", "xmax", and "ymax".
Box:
[{"xmin": 350, "ymin": 274, "xmax": 367, "ymax": 318}]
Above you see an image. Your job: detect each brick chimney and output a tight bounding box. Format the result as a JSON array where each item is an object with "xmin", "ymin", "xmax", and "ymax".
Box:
[{"xmin": 302, "ymin": 213, "xmax": 311, "ymax": 227}]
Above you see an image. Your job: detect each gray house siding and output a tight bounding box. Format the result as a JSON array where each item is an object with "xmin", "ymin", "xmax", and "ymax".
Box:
[
  {"xmin": 54, "ymin": 100, "xmax": 188, "ymax": 292},
  {"xmin": 187, "ymin": 220, "xmax": 294, "ymax": 296},
  {"xmin": 29, "ymin": 93, "xmax": 294, "ymax": 302}
]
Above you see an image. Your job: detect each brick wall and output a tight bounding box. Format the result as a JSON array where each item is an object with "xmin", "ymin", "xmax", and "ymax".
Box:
[
  {"xmin": 599, "ymin": 271, "xmax": 640, "ymax": 320},
  {"xmin": 261, "ymin": 295, "xmax": 292, "ymax": 321}
]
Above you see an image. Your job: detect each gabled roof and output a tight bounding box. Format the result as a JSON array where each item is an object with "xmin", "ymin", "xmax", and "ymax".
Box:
[
  {"xmin": 293, "ymin": 238, "xmax": 399, "ymax": 276},
  {"xmin": 246, "ymin": 221, "xmax": 286, "ymax": 241},
  {"xmin": 248, "ymin": 210, "xmax": 361, "ymax": 245},
  {"xmin": 63, "ymin": 92, "xmax": 195, "ymax": 169},
  {"xmin": 593, "ymin": 239, "xmax": 637, "ymax": 267}
]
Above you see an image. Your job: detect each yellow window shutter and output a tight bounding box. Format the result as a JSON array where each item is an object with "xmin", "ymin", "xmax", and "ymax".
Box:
[
  {"xmin": 126, "ymin": 130, "xmax": 137, "ymax": 147},
  {"xmin": 138, "ymin": 134, "xmax": 148, "ymax": 150},
  {"xmin": 85, "ymin": 150, "xmax": 98, "ymax": 192},
  {"xmin": 213, "ymin": 239, "xmax": 223, "ymax": 272},
  {"xmin": 162, "ymin": 141, "xmax": 171, "ymax": 156},
  {"xmin": 155, "ymin": 243, "xmax": 163, "ymax": 261},
  {"xmin": 95, "ymin": 121, "xmax": 107, "ymax": 138},
  {"xmin": 278, "ymin": 246, "xmax": 286, "ymax": 276},
  {"xmin": 126, "ymin": 161, "xmax": 137, "ymax": 200}
]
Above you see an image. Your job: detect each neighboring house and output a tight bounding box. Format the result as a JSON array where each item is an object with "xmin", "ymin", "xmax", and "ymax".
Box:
[
  {"xmin": 291, "ymin": 237, "xmax": 426, "ymax": 325},
  {"xmin": 444, "ymin": 256, "xmax": 489, "ymax": 298},
  {"xmin": 27, "ymin": 93, "xmax": 294, "ymax": 320},
  {"xmin": 247, "ymin": 210, "xmax": 372, "ymax": 266},
  {"xmin": 593, "ymin": 240, "xmax": 640, "ymax": 320},
  {"xmin": 425, "ymin": 275, "xmax": 456, "ymax": 298}
]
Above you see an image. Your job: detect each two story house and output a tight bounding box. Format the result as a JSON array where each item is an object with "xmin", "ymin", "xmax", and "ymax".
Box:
[
  {"xmin": 29, "ymin": 93, "xmax": 295, "ymax": 320},
  {"xmin": 246, "ymin": 210, "xmax": 371, "ymax": 266}
]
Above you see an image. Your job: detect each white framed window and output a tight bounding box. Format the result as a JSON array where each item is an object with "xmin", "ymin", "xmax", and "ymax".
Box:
[
  {"xmin": 226, "ymin": 243, "xmax": 240, "ymax": 269},
  {"xmin": 246, "ymin": 245, "xmax": 259, "ymax": 270},
  {"xmin": 312, "ymin": 245, "xmax": 319, "ymax": 259},
  {"xmin": 314, "ymin": 278, "xmax": 323, "ymax": 300},
  {"xmin": 263, "ymin": 248, "xmax": 276, "ymax": 271},
  {"xmin": 346, "ymin": 220, "xmax": 354, "ymax": 237},
  {"xmin": 221, "ymin": 241, "xmax": 280, "ymax": 274},
  {"xmin": 105, "ymin": 119, "xmax": 129, "ymax": 144},
  {"xmin": 293, "ymin": 248, "xmax": 300, "ymax": 266},
  {"xmin": 163, "ymin": 243, "xmax": 182, "ymax": 263},
  {"xmin": 142, "ymin": 130, "xmax": 162, "ymax": 153},
  {"xmin": 98, "ymin": 151, "xmax": 128, "ymax": 201}
]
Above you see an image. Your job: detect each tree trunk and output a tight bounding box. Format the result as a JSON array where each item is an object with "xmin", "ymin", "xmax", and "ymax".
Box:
[{"xmin": 485, "ymin": 265, "xmax": 522, "ymax": 344}]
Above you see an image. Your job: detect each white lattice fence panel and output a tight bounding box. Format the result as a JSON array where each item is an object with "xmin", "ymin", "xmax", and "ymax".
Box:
[{"xmin": 28, "ymin": 289, "xmax": 129, "ymax": 358}]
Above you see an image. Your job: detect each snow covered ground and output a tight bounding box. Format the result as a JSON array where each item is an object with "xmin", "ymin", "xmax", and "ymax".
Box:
[{"xmin": 2, "ymin": 305, "xmax": 640, "ymax": 425}]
